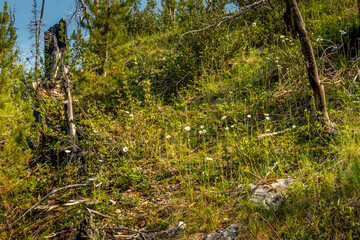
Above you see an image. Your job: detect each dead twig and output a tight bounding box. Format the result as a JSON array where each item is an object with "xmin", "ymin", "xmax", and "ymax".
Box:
[
  {"xmin": 264, "ymin": 161, "xmax": 279, "ymax": 180},
  {"xmin": 257, "ymin": 127, "xmax": 295, "ymax": 138},
  {"xmin": 103, "ymin": 227, "xmax": 161, "ymax": 240},
  {"xmin": 13, "ymin": 183, "xmax": 92, "ymax": 224},
  {"xmin": 254, "ymin": 213, "xmax": 282, "ymax": 240},
  {"xmin": 179, "ymin": 0, "xmax": 266, "ymax": 44},
  {"xmin": 43, "ymin": 230, "xmax": 69, "ymax": 239},
  {"xmin": 86, "ymin": 207, "xmax": 110, "ymax": 218}
]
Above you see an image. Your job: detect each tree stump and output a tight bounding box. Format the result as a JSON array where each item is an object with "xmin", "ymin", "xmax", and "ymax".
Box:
[{"xmin": 43, "ymin": 18, "xmax": 77, "ymax": 146}]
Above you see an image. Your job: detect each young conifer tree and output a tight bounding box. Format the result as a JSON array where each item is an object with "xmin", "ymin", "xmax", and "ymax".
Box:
[
  {"xmin": 0, "ymin": 1, "xmax": 18, "ymax": 101},
  {"xmin": 82, "ymin": 0, "xmax": 131, "ymax": 77},
  {"xmin": 161, "ymin": 0, "xmax": 177, "ymax": 28}
]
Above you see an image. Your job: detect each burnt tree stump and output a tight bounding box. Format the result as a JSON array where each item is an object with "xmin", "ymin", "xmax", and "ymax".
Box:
[
  {"xmin": 44, "ymin": 18, "xmax": 77, "ymax": 148},
  {"xmin": 44, "ymin": 17, "xmax": 67, "ymax": 83}
]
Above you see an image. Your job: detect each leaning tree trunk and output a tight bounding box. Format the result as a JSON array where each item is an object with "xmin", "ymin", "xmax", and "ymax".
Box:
[{"xmin": 285, "ymin": 0, "xmax": 333, "ymax": 128}]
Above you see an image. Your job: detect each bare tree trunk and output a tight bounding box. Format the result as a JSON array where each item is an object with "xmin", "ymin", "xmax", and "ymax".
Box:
[
  {"xmin": 31, "ymin": 0, "xmax": 39, "ymax": 69},
  {"xmin": 285, "ymin": 0, "xmax": 333, "ymax": 129},
  {"xmin": 35, "ymin": 0, "xmax": 45, "ymax": 70},
  {"xmin": 62, "ymin": 60, "xmax": 77, "ymax": 143}
]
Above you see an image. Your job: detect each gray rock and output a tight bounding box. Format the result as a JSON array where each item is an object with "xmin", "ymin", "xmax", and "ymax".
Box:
[
  {"xmin": 249, "ymin": 177, "xmax": 293, "ymax": 209},
  {"xmin": 202, "ymin": 223, "xmax": 243, "ymax": 240}
]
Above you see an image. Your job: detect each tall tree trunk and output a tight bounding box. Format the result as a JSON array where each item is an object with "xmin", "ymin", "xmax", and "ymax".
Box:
[
  {"xmin": 35, "ymin": 0, "xmax": 45, "ymax": 70},
  {"xmin": 285, "ymin": 0, "xmax": 333, "ymax": 128},
  {"xmin": 32, "ymin": 0, "xmax": 38, "ymax": 69}
]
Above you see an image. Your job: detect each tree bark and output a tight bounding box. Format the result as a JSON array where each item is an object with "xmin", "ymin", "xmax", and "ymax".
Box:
[{"xmin": 285, "ymin": 0, "xmax": 333, "ymax": 128}]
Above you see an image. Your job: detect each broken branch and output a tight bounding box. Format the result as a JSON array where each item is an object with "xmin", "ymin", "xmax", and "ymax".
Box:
[{"xmin": 13, "ymin": 183, "xmax": 91, "ymax": 224}]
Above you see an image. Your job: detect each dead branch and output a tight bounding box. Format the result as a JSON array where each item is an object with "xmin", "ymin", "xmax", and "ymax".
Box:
[
  {"xmin": 179, "ymin": 0, "xmax": 266, "ymax": 44},
  {"xmin": 13, "ymin": 183, "xmax": 92, "ymax": 224},
  {"xmin": 102, "ymin": 227, "xmax": 160, "ymax": 240},
  {"xmin": 86, "ymin": 207, "xmax": 110, "ymax": 218},
  {"xmin": 264, "ymin": 161, "xmax": 279, "ymax": 180},
  {"xmin": 257, "ymin": 127, "xmax": 295, "ymax": 138}
]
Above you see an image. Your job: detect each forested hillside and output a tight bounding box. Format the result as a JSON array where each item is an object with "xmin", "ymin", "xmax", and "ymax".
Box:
[{"xmin": 1, "ymin": 0, "xmax": 360, "ymax": 239}]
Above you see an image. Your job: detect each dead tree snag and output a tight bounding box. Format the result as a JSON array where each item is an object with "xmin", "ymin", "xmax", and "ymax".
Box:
[
  {"xmin": 285, "ymin": 0, "xmax": 333, "ymax": 129},
  {"xmin": 44, "ymin": 18, "xmax": 77, "ymax": 145}
]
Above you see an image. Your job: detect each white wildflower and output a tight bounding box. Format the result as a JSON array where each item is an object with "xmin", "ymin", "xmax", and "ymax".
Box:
[
  {"xmin": 199, "ymin": 130, "xmax": 203, "ymax": 135},
  {"xmin": 123, "ymin": 147, "xmax": 129, "ymax": 152},
  {"xmin": 264, "ymin": 113, "xmax": 269, "ymax": 116},
  {"xmin": 265, "ymin": 116, "xmax": 270, "ymax": 121},
  {"xmin": 252, "ymin": 22, "xmax": 256, "ymax": 27},
  {"xmin": 65, "ymin": 149, "xmax": 71, "ymax": 153},
  {"xmin": 247, "ymin": 114, "xmax": 251, "ymax": 118},
  {"xmin": 225, "ymin": 127, "xmax": 229, "ymax": 130},
  {"xmin": 280, "ymin": 35, "xmax": 285, "ymax": 39},
  {"xmin": 202, "ymin": 129, "xmax": 207, "ymax": 133},
  {"xmin": 129, "ymin": 114, "xmax": 134, "ymax": 117},
  {"xmin": 166, "ymin": 135, "xmax": 171, "ymax": 139},
  {"xmin": 221, "ymin": 115, "xmax": 227, "ymax": 120},
  {"xmin": 231, "ymin": 125, "xmax": 234, "ymax": 128},
  {"xmin": 200, "ymin": 125, "xmax": 204, "ymax": 129},
  {"xmin": 292, "ymin": 125, "xmax": 296, "ymax": 128},
  {"xmin": 184, "ymin": 126, "xmax": 191, "ymax": 131},
  {"xmin": 93, "ymin": 129, "xmax": 98, "ymax": 134},
  {"xmin": 125, "ymin": 111, "xmax": 129, "ymax": 114},
  {"xmin": 339, "ymin": 30, "xmax": 347, "ymax": 35},
  {"xmin": 206, "ymin": 157, "xmax": 213, "ymax": 161}
]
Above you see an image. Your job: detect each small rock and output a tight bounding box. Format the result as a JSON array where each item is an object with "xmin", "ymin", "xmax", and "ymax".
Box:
[
  {"xmin": 250, "ymin": 177, "xmax": 293, "ymax": 209},
  {"xmin": 202, "ymin": 223, "xmax": 243, "ymax": 240}
]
